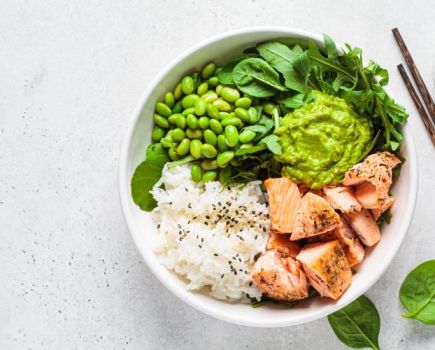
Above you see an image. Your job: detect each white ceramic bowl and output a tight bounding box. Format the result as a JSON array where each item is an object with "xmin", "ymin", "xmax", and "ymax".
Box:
[{"xmin": 119, "ymin": 27, "xmax": 418, "ymax": 327}]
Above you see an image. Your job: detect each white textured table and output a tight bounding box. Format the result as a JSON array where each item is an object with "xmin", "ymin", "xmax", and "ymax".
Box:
[{"xmin": 1, "ymin": 1, "xmax": 434, "ymax": 349}]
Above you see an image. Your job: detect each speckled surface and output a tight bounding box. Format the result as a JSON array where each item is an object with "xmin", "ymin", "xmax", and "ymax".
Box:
[{"xmin": 1, "ymin": 1, "xmax": 434, "ymax": 349}]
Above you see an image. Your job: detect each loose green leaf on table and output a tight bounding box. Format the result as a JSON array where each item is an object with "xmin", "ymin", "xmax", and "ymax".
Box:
[
  {"xmin": 131, "ymin": 143, "xmax": 169, "ymax": 211},
  {"xmin": 232, "ymin": 58, "xmax": 286, "ymax": 98},
  {"xmin": 399, "ymin": 260, "xmax": 435, "ymax": 325},
  {"xmin": 328, "ymin": 295, "xmax": 381, "ymax": 350}
]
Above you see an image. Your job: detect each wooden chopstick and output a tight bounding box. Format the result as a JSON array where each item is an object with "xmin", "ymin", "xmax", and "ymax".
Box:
[
  {"xmin": 392, "ymin": 28, "xmax": 435, "ymax": 121},
  {"xmin": 397, "ymin": 64, "xmax": 435, "ymax": 145}
]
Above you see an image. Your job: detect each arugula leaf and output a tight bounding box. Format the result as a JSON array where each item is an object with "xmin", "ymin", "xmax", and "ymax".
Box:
[
  {"xmin": 257, "ymin": 42, "xmax": 311, "ymax": 93},
  {"xmin": 328, "ymin": 295, "xmax": 381, "ymax": 350},
  {"xmin": 217, "ymin": 57, "xmax": 252, "ymax": 85},
  {"xmin": 233, "ymin": 58, "xmax": 286, "ymax": 98},
  {"xmin": 131, "ymin": 143, "xmax": 169, "ymax": 211},
  {"xmin": 260, "ymin": 134, "xmax": 282, "ymax": 155},
  {"xmin": 399, "ymin": 260, "xmax": 435, "ymax": 325}
]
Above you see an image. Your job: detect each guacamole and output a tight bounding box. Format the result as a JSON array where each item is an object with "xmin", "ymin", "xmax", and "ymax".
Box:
[{"xmin": 275, "ymin": 91, "xmax": 372, "ymax": 189}]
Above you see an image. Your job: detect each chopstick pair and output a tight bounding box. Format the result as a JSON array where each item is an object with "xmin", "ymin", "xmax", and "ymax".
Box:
[{"xmin": 392, "ymin": 28, "xmax": 435, "ymax": 145}]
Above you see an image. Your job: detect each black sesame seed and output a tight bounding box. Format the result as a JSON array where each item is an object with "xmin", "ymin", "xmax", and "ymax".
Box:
[
  {"xmin": 157, "ymin": 224, "xmax": 161, "ymax": 229},
  {"xmin": 214, "ymin": 253, "xmax": 219, "ymax": 257}
]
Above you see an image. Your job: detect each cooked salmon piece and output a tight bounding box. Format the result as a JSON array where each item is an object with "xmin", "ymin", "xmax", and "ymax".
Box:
[
  {"xmin": 344, "ymin": 209, "xmax": 381, "ymax": 246},
  {"xmin": 291, "ymin": 192, "xmax": 340, "ymax": 240},
  {"xmin": 306, "ymin": 219, "xmax": 364, "ymax": 267},
  {"xmin": 267, "ymin": 232, "xmax": 301, "ymax": 259},
  {"xmin": 371, "ymin": 197, "xmax": 396, "ymax": 220},
  {"xmin": 264, "ymin": 178, "xmax": 301, "ymax": 233},
  {"xmin": 296, "ymin": 240, "xmax": 352, "ymax": 299},
  {"xmin": 354, "ymin": 182, "xmax": 378, "ymax": 209},
  {"xmin": 343, "ymin": 151, "xmax": 400, "ymax": 189},
  {"xmin": 252, "ymin": 250, "xmax": 309, "ymax": 301},
  {"xmin": 323, "ymin": 186, "xmax": 362, "ymax": 213},
  {"xmin": 334, "ymin": 216, "xmax": 365, "ymax": 266}
]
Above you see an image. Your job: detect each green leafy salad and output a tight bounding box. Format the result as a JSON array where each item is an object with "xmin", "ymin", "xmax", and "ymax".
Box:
[{"xmin": 131, "ymin": 34, "xmax": 408, "ymax": 212}]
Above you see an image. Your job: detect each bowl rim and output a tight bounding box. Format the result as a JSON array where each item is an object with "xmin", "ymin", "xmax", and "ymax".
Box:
[{"xmin": 118, "ymin": 26, "xmax": 418, "ymax": 327}]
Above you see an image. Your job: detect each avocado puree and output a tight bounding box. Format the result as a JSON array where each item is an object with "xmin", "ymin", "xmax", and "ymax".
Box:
[{"xmin": 275, "ymin": 91, "xmax": 372, "ymax": 189}]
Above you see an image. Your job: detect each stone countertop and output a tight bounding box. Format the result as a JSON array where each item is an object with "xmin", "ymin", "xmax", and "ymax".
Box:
[{"xmin": 1, "ymin": 0, "xmax": 434, "ymax": 349}]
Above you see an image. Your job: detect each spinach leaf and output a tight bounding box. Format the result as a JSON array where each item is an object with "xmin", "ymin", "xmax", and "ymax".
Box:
[
  {"xmin": 131, "ymin": 143, "xmax": 169, "ymax": 211},
  {"xmin": 278, "ymin": 91, "xmax": 314, "ymax": 110},
  {"xmin": 257, "ymin": 42, "xmax": 311, "ymax": 93},
  {"xmin": 260, "ymin": 134, "xmax": 282, "ymax": 155},
  {"xmin": 399, "ymin": 260, "xmax": 435, "ymax": 325},
  {"xmin": 218, "ymin": 56, "xmax": 254, "ymax": 85},
  {"xmin": 328, "ymin": 295, "xmax": 381, "ymax": 350},
  {"xmin": 233, "ymin": 58, "xmax": 286, "ymax": 98}
]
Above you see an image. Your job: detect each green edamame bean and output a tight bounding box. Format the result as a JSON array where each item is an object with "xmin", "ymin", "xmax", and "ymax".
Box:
[
  {"xmin": 186, "ymin": 128, "xmax": 202, "ymax": 139},
  {"xmin": 230, "ymin": 158, "xmax": 243, "ymax": 167},
  {"xmin": 198, "ymin": 116, "xmax": 210, "ymax": 129},
  {"xmin": 201, "ymin": 144, "xmax": 218, "ymax": 158},
  {"xmin": 225, "ymin": 125, "xmax": 239, "ymax": 147},
  {"xmin": 263, "ymin": 103, "xmax": 276, "ymax": 115},
  {"xmin": 218, "ymin": 112, "xmax": 232, "ymax": 120},
  {"xmin": 168, "ymin": 113, "xmax": 181, "ymax": 125},
  {"xmin": 217, "ymin": 134, "xmax": 228, "ymax": 151},
  {"xmin": 174, "ymin": 83, "xmax": 183, "ymax": 100},
  {"xmin": 191, "ymin": 164, "xmax": 202, "ymax": 183},
  {"xmin": 186, "ymin": 114, "xmax": 199, "ymax": 129},
  {"xmin": 153, "ymin": 114, "xmax": 169, "ymax": 128},
  {"xmin": 221, "ymin": 117, "xmax": 242, "ymax": 128},
  {"xmin": 190, "ymin": 139, "xmax": 202, "ymax": 158},
  {"xmin": 168, "ymin": 148, "xmax": 180, "ymax": 161},
  {"xmin": 206, "ymin": 103, "xmax": 220, "ymax": 119},
  {"xmin": 160, "ymin": 134, "xmax": 175, "ymax": 148},
  {"xmin": 201, "ymin": 91, "xmax": 218, "ymax": 103},
  {"xmin": 234, "ymin": 107, "xmax": 250, "ymax": 122},
  {"xmin": 164, "ymin": 92, "xmax": 175, "ymax": 107},
  {"xmin": 182, "ymin": 107, "xmax": 195, "ymax": 116},
  {"xmin": 219, "ymin": 165, "xmax": 232, "ymax": 183},
  {"xmin": 197, "ymin": 82, "xmax": 209, "ymax": 96},
  {"xmin": 238, "ymin": 130, "xmax": 256, "ymax": 144},
  {"xmin": 194, "ymin": 99, "xmax": 207, "ymax": 116},
  {"xmin": 215, "ymin": 67, "xmax": 222, "ymax": 75},
  {"xmin": 182, "ymin": 94, "xmax": 199, "ymax": 109},
  {"xmin": 155, "ymin": 102, "xmax": 172, "ymax": 117},
  {"xmin": 221, "ymin": 87, "xmax": 240, "ymax": 103},
  {"xmin": 202, "ymin": 170, "xmax": 218, "ymax": 182},
  {"xmin": 200, "ymin": 159, "xmax": 218, "ymax": 170},
  {"xmin": 181, "ymin": 76, "xmax": 194, "ymax": 95},
  {"xmin": 201, "ymin": 62, "xmax": 216, "ymax": 79},
  {"xmin": 203, "ymin": 129, "xmax": 217, "ymax": 147},
  {"xmin": 176, "ymin": 139, "xmax": 191, "ymax": 156},
  {"xmin": 171, "ymin": 128, "xmax": 185, "ymax": 142},
  {"xmin": 213, "ymin": 99, "xmax": 232, "ymax": 112},
  {"xmin": 235, "ymin": 97, "xmax": 252, "ymax": 109},
  {"xmin": 209, "ymin": 119, "xmax": 223, "ymax": 134},
  {"xmin": 152, "ymin": 127, "xmax": 165, "ymax": 142},
  {"xmin": 216, "ymin": 151, "xmax": 235, "ymax": 168},
  {"xmin": 215, "ymin": 84, "xmax": 223, "ymax": 96},
  {"xmin": 207, "ymin": 76, "xmax": 219, "ymax": 87},
  {"xmin": 176, "ymin": 115, "xmax": 186, "ymax": 129},
  {"xmin": 248, "ymin": 107, "xmax": 258, "ymax": 124}
]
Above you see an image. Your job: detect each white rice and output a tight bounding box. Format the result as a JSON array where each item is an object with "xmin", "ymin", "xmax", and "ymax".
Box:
[{"xmin": 151, "ymin": 164, "xmax": 269, "ymax": 301}]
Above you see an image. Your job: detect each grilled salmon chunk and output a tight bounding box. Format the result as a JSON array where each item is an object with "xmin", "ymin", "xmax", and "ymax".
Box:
[
  {"xmin": 264, "ymin": 178, "xmax": 301, "ymax": 234},
  {"xmin": 267, "ymin": 232, "xmax": 301, "ymax": 259},
  {"xmin": 345, "ymin": 209, "xmax": 381, "ymax": 246},
  {"xmin": 323, "ymin": 186, "xmax": 362, "ymax": 214},
  {"xmin": 291, "ymin": 193, "xmax": 340, "ymax": 240},
  {"xmin": 297, "ymin": 240, "xmax": 352, "ymax": 299},
  {"xmin": 252, "ymin": 250, "xmax": 309, "ymax": 302}
]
